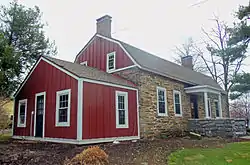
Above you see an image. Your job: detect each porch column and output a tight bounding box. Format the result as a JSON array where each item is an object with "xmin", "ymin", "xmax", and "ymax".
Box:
[
  {"xmin": 204, "ymin": 92, "xmax": 209, "ymax": 118},
  {"xmin": 218, "ymin": 93, "xmax": 223, "ymax": 118}
]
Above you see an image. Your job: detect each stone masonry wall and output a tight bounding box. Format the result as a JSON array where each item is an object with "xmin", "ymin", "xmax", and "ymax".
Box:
[
  {"xmin": 116, "ymin": 67, "xmax": 191, "ymax": 138},
  {"xmin": 188, "ymin": 119, "xmax": 246, "ymax": 137}
]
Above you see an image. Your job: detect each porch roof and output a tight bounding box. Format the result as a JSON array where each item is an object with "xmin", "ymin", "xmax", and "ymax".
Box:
[{"xmin": 184, "ymin": 85, "xmax": 225, "ymax": 94}]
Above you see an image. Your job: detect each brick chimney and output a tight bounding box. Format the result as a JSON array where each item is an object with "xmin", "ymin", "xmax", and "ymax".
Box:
[
  {"xmin": 181, "ymin": 55, "xmax": 193, "ymax": 70},
  {"xmin": 96, "ymin": 15, "xmax": 112, "ymax": 37}
]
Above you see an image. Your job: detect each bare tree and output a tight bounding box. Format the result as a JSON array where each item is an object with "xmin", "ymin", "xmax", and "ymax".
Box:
[
  {"xmin": 230, "ymin": 93, "xmax": 250, "ymax": 128},
  {"xmin": 173, "ymin": 37, "xmax": 205, "ymax": 72},
  {"xmin": 198, "ymin": 17, "xmax": 248, "ymax": 112}
]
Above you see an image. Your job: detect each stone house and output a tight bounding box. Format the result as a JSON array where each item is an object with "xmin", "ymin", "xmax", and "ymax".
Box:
[
  {"xmin": 74, "ymin": 15, "xmax": 230, "ymax": 138},
  {"xmin": 14, "ymin": 15, "xmax": 241, "ymax": 145}
]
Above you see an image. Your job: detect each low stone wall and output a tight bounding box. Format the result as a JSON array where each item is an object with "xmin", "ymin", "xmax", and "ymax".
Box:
[{"xmin": 188, "ymin": 118, "xmax": 246, "ymax": 137}]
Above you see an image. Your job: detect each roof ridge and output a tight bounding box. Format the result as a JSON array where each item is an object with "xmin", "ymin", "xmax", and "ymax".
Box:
[{"xmin": 112, "ymin": 37, "xmax": 217, "ymax": 81}]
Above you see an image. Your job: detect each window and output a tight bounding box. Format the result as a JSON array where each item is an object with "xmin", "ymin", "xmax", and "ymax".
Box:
[
  {"xmin": 106, "ymin": 52, "xmax": 116, "ymax": 72},
  {"xmin": 17, "ymin": 99, "xmax": 27, "ymax": 127},
  {"xmin": 214, "ymin": 100, "xmax": 220, "ymax": 118},
  {"xmin": 207, "ymin": 98, "xmax": 212, "ymax": 118},
  {"xmin": 173, "ymin": 90, "xmax": 182, "ymax": 116},
  {"xmin": 157, "ymin": 87, "xmax": 167, "ymax": 116},
  {"xmin": 80, "ymin": 61, "xmax": 88, "ymax": 66},
  {"xmin": 56, "ymin": 89, "xmax": 71, "ymax": 127},
  {"xmin": 116, "ymin": 91, "xmax": 128, "ymax": 128}
]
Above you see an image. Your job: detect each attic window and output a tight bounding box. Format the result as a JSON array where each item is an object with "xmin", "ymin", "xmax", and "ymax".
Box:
[
  {"xmin": 106, "ymin": 52, "xmax": 116, "ymax": 72},
  {"xmin": 80, "ymin": 61, "xmax": 88, "ymax": 66}
]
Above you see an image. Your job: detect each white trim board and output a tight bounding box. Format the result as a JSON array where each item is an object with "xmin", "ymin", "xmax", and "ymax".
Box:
[
  {"xmin": 12, "ymin": 135, "xmax": 139, "ymax": 145},
  {"xmin": 77, "ymin": 79, "xmax": 83, "ymax": 140},
  {"xmin": 33, "ymin": 92, "xmax": 46, "ymax": 138}
]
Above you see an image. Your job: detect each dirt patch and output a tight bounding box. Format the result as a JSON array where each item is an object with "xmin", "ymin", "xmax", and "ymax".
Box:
[{"xmin": 0, "ymin": 137, "xmax": 244, "ymax": 165}]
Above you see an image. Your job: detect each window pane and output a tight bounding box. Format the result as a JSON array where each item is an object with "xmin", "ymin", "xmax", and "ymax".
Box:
[
  {"xmin": 175, "ymin": 104, "xmax": 181, "ymax": 114},
  {"xmin": 119, "ymin": 110, "xmax": 125, "ymax": 125},
  {"xmin": 59, "ymin": 108, "xmax": 68, "ymax": 122},
  {"xmin": 20, "ymin": 104, "xmax": 25, "ymax": 115},
  {"xmin": 159, "ymin": 102, "xmax": 165, "ymax": 113},
  {"xmin": 108, "ymin": 54, "xmax": 114, "ymax": 70},
  {"xmin": 20, "ymin": 115, "xmax": 25, "ymax": 124},
  {"xmin": 174, "ymin": 93, "xmax": 180, "ymax": 103},
  {"xmin": 215, "ymin": 102, "xmax": 220, "ymax": 117}
]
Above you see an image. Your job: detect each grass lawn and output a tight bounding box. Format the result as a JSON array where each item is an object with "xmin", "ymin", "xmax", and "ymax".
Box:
[{"xmin": 168, "ymin": 142, "xmax": 250, "ymax": 165}]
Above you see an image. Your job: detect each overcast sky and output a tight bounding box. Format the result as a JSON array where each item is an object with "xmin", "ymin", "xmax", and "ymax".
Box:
[{"xmin": 2, "ymin": 0, "xmax": 250, "ymax": 71}]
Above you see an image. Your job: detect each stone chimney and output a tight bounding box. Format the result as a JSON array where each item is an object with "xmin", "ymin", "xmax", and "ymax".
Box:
[
  {"xmin": 181, "ymin": 55, "xmax": 193, "ymax": 70},
  {"xmin": 96, "ymin": 15, "xmax": 112, "ymax": 37}
]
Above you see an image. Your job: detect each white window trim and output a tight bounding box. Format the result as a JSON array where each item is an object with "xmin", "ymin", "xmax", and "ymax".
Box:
[
  {"xmin": 17, "ymin": 99, "xmax": 27, "ymax": 128},
  {"xmin": 80, "ymin": 61, "xmax": 88, "ymax": 66},
  {"xmin": 56, "ymin": 89, "xmax": 71, "ymax": 127},
  {"xmin": 106, "ymin": 52, "xmax": 116, "ymax": 73},
  {"xmin": 157, "ymin": 87, "xmax": 168, "ymax": 116},
  {"xmin": 173, "ymin": 90, "xmax": 182, "ymax": 117},
  {"xmin": 214, "ymin": 100, "xmax": 221, "ymax": 118},
  {"xmin": 116, "ymin": 91, "xmax": 129, "ymax": 128},
  {"xmin": 207, "ymin": 98, "xmax": 212, "ymax": 118}
]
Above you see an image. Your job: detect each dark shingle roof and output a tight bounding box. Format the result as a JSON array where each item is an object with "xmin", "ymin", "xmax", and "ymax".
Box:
[
  {"xmin": 44, "ymin": 56, "xmax": 136, "ymax": 88},
  {"xmin": 114, "ymin": 39, "xmax": 222, "ymax": 89}
]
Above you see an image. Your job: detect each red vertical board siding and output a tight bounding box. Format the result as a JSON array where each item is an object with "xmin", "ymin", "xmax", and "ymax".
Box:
[
  {"xmin": 14, "ymin": 60, "xmax": 78, "ymax": 139},
  {"xmin": 76, "ymin": 37, "xmax": 134, "ymax": 71},
  {"xmin": 82, "ymin": 82, "xmax": 138, "ymax": 139}
]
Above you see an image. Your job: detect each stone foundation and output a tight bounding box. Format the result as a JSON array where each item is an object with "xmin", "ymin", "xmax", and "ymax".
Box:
[{"xmin": 188, "ymin": 118, "xmax": 246, "ymax": 137}]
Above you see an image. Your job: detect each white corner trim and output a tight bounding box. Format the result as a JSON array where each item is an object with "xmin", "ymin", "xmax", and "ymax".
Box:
[
  {"xmin": 108, "ymin": 65, "xmax": 137, "ymax": 73},
  {"xmin": 77, "ymin": 79, "xmax": 83, "ymax": 140},
  {"xmin": 173, "ymin": 90, "xmax": 182, "ymax": 117},
  {"xmin": 156, "ymin": 87, "xmax": 168, "ymax": 116},
  {"xmin": 115, "ymin": 91, "xmax": 129, "ymax": 128},
  {"xmin": 82, "ymin": 78, "xmax": 137, "ymax": 91},
  {"xmin": 17, "ymin": 99, "xmax": 28, "ymax": 128},
  {"xmin": 55, "ymin": 89, "xmax": 71, "ymax": 127},
  {"xmin": 12, "ymin": 135, "xmax": 140, "ymax": 145},
  {"xmin": 106, "ymin": 51, "xmax": 116, "ymax": 73},
  {"xmin": 33, "ymin": 92, "xmax": 46, "ymax": 137},
  {"xmin": 80, "ymin": 61, "xmax": 88, "ymax": 66}
]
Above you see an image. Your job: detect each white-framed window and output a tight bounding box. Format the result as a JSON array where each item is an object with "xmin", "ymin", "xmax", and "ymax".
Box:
[
  {"xmin": 214, "ymin": 100, "xmax": 220, "ymax": 118},
  {"xmin": 173, "ymin": 90, "xmax": 182, "ymax": 116},
  {"xmin": 17, "ymin": 99, "xmax": 27, "ymax": 127},
  {"xmin": 56, "ymin": 89, "xmax": 71, "ymax": 127},
  {"xmin": 116, "ymin": 91, "xmax": 128, "ymax": 128},
  {"xmin": 80, "ymin": 61, "xmax": 88, "ymax": 66},
  {"xmin": 157, "ymin": 87, "xmax": 167, "ymax": 116},
  {"xmin": 106, "ymin": 52, "xmax": 116, "ymax": 72},
  {"xmin": 207, "ymin": 98, "xmax": 212, "ymax": 118}
]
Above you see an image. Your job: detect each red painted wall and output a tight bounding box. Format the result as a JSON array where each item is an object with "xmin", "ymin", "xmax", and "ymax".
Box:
[
  {"xmin": 82, "ymin": 82, "xmax": 138, "ymax": 139},
  {"xmin": 76, "ymin": 36, "xmax": 134, "ymax": 71},
  {"xmin": 14, "ymin": 59, "xmax": 78, "ymax": 139}
]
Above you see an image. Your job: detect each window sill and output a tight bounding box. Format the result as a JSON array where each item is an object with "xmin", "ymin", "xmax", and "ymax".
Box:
[
  {"xmin": 17, "ymin": 124, "xmax": 26, "ymax": 128},
  {"xmin": 116, "ymin": 125, "xmax": 129, "ymax": 129},
  {"xmin": 56, "ymin": 122, "xmax": 70, "ymax": 127},
  {"xmin": 157, "ymin": 113, "xmax": 168, "ymax": 117},
  {"xmin": 175, "ymin": 114, "xmax": 183, "ymax": 117}
]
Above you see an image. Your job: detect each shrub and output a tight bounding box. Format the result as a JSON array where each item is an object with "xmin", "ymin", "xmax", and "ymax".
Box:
[{"xmin": 65, "ymin": 146, "xmax": 109, "ymax": 165}]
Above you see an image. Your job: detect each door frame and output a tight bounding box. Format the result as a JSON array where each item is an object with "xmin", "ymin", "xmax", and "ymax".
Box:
[{"xmin": 33, "ymin": 91, "xmax": 46, "ymax": 138}]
